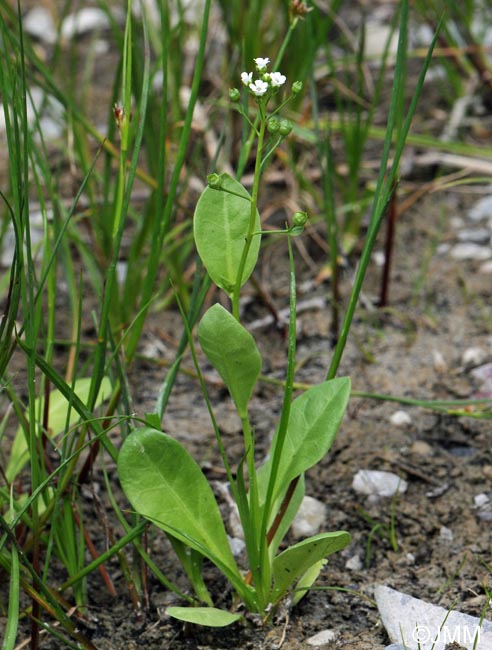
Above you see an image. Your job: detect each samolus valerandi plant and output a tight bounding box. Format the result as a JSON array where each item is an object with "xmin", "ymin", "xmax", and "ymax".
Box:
[{"xmin": 117, "ymin": 56, "xmax": 351, "ymax": 627}]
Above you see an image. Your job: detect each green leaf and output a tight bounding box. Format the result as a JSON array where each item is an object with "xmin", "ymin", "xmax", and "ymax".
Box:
[
  {"xmin": 198, "ymin": 304, "xmax": 261, "ymax": 418},
  {"xmin": 167, "ymin": 606, "xmax": 243, "ymax": 627},
  {"xmin": 193, "ymin": 173, "xmax": 261, "ymax": 293},
  {"xmin": 271, "ymin": 531, "xmax": 351, "ymax": 603},
  {"xmin": 6, "ymin": 377, "xmax": 112, "ymax": 482},
  {"xmin": 292, "ymin": 558, "xmax": 325, "ymax": 606},
  {"xmin": 264, "ymin": 378, "xmax": 351, "ymax": 504},
  {"xmin": 117, "ymin": 427, "xmax": 241, "ymax": 584}
]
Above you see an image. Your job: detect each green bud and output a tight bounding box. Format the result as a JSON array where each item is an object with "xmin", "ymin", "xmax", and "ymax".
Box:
[
  {"xmin": 229, "ymin": 87, "xmax": 241, "ymax": 102},
  {"xmin": 207, "ymin": 173, "xmax": 223, "ymax": 190},
  {"xmin": 279, "ymin": 118, "xmax": 293, "ymax": 137},
  {"xmin": 293, "ymin": 211, "xmax": 308, "ymax": 227},
  {"xmin": 267, "ymin": 117, "xmax": 281, "ymax": 134},
  {"xmin": 292, "ymin": 80, "xmax": 303, "ymax": 95}
]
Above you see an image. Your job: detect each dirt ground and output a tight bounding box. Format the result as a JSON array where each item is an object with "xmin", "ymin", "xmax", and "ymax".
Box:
[{"xmin": 1, "ymin": 2, "xmax": 492, "ymax": 649}]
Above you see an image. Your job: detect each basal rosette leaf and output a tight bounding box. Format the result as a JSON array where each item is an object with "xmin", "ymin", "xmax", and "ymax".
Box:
[
  {"xmin": 259, "ymin": 377, "xmax": 351, "ymax": 506},
  {"xmin": 271, "ymin": 531, "xmax": 351, "ymax": 604},
  {"xmin": 118, "ymin": 427, "xmax": 241, "ymax": 585},
  {"xmin": 193, "ymin": 173, "xmax": 261, "ymax": 293}
]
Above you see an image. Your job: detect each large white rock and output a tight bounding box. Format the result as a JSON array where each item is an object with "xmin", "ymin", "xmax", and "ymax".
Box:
[{"xmin": 375, "ymin": 585, "xmax": 492, "ymax": 650}]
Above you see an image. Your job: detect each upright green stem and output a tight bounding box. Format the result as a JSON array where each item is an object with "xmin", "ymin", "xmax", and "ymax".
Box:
[{"xmin": 232, "ymin": 109, "xmax": 266, "ymax": 320}]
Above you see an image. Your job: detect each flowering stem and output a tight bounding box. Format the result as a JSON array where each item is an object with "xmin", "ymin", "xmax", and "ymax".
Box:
[{"xmin": 231, "ymin": 107, "xmax": 266, "ymax": 321}]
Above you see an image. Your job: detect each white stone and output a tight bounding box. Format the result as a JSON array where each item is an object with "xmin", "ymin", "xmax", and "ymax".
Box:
[
  {"xmin": 291, "ymin": 496, "xmax": 326, "ymax": 539},
  {"xmin": 61, "ymin": 8, "xmax": 111, "ymax": 39},
  {"xmin": 474, "ymin": 493, "xmax": 490, "ymax": 508},
  {"xmin": 432, "ymin": 349, "xmax": 447, "ymax": 373},
  {"xmin": 457, "ymin": 228, "xmax": 491, "ymax": 243},
  {"xmin": 375, "ymin": 584, "xmax": 492, "ymax": 650},
  {"xmin": 345, "ymin": 554, "xmax": 363, "ymax": 571},
  {"xmin": 468, "ymin": 195, "xmax": 492, "ymax": 221},
  {"xmin": 479, "ymin": 260, "xmax": 492, "ymax": 273},
  {"xmin": 306, "ymin": 629, "xmax": 338, "ymax": 646},
  {"xmin": 23, "ymin": 7, "xmax": 57, "ymax": 44},
  {"xmin": 462, "ymin": 347, "xmax": 487, "ymax": 366},
  {"xmin": 450, "ymin": 243, "xmax": 492, "ymax": 260},
  {"xmin": 228, "ymin": 536, "xmax": 245, "ymax": 557},
  {"xmin": 439, "ymin": 526, "xmax": 453, "ymax": 541},
  {"xmin": 390, "ymin": 410, "xmax": 412, "ymax": 426},
  {"xmin": 352, "ymin": 470, "xmax": 407, "ymax": 498}
]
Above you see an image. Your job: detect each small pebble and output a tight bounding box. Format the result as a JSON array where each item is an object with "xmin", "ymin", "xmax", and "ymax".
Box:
[
  {"xmin": 345, "ymin": 554, "xmax": 363, "ymax": 571},
  {"xmin": 291, "ymin": 496, "xmax": 326, "ymax": 539},
  {"xmin": 410, "ymin": 440, "xmax": 433, "ymax": 456},
  {"xmin": 432, "ymin": 349, "xmax": 447, "ymax": 373},
  {"xmin": 449, "ymin": 243, "xmax": 492, "ymax": 260},
  {"xmin": 352, "ymin": 470, "xmax": 407, "ymax": 498},
  {"xmin": 228, "ymin": 536, "xmax": 245, "ymax": 557},
  {"xmin": 462, "ymin": 347, "xmax": 487, "ymax": 366},
  {"xmin": 390, "ymin": 410, "xmax": 412, "ymax": 426},
  {"xmin": 23, "ymin": 7, "xmax": 57, "ymax": 44},
  {"xmin": 61, "ymin": 8, "xmax": 112, "ymax": 39},
  {"xmin": 439, "ymin": 526, "xmax": 453, "ymax": 542},
  {"xmin": 306, "ymin": 629, "xmax": 338, "ymax": 646},
  {"xmin": 468, "ymin": 195, "xmax": 492, "ymax": 221},
  {"xmin": 474, "ymin": 493, "xmax": 490, "ymax": 508},
  {"xmin": 479, "ymin": 260, "xmax": 492, "ymax": 273},
  {"xmin": 457, "ymin": 228, "xmax": 491, "ymax": 243}
]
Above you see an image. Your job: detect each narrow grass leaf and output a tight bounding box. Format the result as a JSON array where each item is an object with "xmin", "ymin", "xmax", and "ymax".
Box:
[{"xmin": 6, "ymin": 377, "xmax": 112, "ymax": 482}]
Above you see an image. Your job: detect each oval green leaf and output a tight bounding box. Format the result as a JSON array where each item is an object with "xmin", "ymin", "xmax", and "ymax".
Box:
[
  {"xmin": 198, "ymin": 304, "xmax": 261, "ymax": 418},
  {"xmin": 117, "ymin": 427, "xmax": 240, "ymax": 583},
  {"xmin": 167, "ymin": 606, "xmax": 243, "ymax": 627},
  {"xmin": 193, "ymin": 173, "xmax": 261, "ymax": 293},
  {"xmin": 261, "ymin": 377, "xmax": 351, "ymax": 504}
]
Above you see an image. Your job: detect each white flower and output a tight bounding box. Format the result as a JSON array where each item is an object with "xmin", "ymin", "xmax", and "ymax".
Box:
[
  {"xmin": 241, "ymin": 71, "xmax": 253, "ymax": 86},
  {"xmin": 249, "ymin": 79, "xmax": 269, "ymax": 96},
  {"xmin": 269, "ymin": 71, "xmax": 286, "ymax": 87},
  {"xmin": 254, "ymin": 57, "xmax": 270, "ymax": 71}
]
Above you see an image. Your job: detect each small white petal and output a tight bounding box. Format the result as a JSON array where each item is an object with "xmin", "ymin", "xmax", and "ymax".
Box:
[
  {"xmin": 240, "ymin": 71, "xmax": 252, "ymax": 86},
  {"xmin": 249, "ymin": 79, "xmax": 269, "ymax": 96},
  {"xmin": 270, "ymin": 71, "xmax": 286, "ymax": 87},
  {"xmin": 254, "ymin": 57, "xmax": 270, "ymax": 71}
]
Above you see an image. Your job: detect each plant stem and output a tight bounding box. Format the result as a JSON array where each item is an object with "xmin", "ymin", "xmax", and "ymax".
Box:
[{"xmin": 232, "ymin": 108, "xmax": 266, "ymax": 320}]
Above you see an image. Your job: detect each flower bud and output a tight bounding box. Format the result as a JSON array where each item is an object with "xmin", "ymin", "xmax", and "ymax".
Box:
[
  {"xmin": 279, "ymin": 118, "xmax": 293, "ymax": 137},
  {"xmin": 292, "ymin": 80, "xmax": 303, "ymax": 95},
  {"xmin": 207, "ymin": 173, "xmax": 223, "ymax": 190},
  {"xmin": 229, "ymin": 87, "xmax": 241, "ymax": 103},
  {"xmin": 267, "ymin": 117, "xmax": 281, "ymax": 134},
  {"xmin": 292, "ymin": 211, "xmax": 308, "ymax": 227},
  {"xmin": 113, "ymin": 103, "xmax": 126, "ymax": 130}
]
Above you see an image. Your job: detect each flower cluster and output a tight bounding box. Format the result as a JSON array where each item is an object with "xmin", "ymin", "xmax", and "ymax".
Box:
[{"xmin": 240, "ymin": 57, "xmax": 287, "ymax": 98}]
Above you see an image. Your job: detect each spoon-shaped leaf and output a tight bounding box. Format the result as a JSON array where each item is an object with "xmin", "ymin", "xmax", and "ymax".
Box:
[
  {"xmin": 118, "ymin": 427, "xmax": 240, "ymax": 584},
  {"xmin": 198, "ymin": 304, "xmax": 261, "ymax": 418},
  {"xmin": 193, "ymin": 173, "xmax": 261, "ymax": 293}
]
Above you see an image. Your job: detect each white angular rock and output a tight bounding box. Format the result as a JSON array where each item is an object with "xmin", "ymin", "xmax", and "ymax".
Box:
[
  {"xmin": 390, "ymin": 410, "xmax": 412, "ymax": 426},
  {"xmin": 439, "ymin": 526, "xmax": 453, "ymax": 541},
  {"xmin": 345, "ymin": 554, "xmax": 363, "ymax": 571},
  {"xmin": 375, "ymin": 585, "xmax": 492, "ymax": 650},
  {"xmin": 306, "ymin": 629, "xmax": 338, "ymax": 646},
  {"xmin": 352, "ymin": 470, "xmax": 407, "ymax": 498},
  {"xmin": 291, "ymin": 496, "xmax": 326, "ymax": 539}
]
